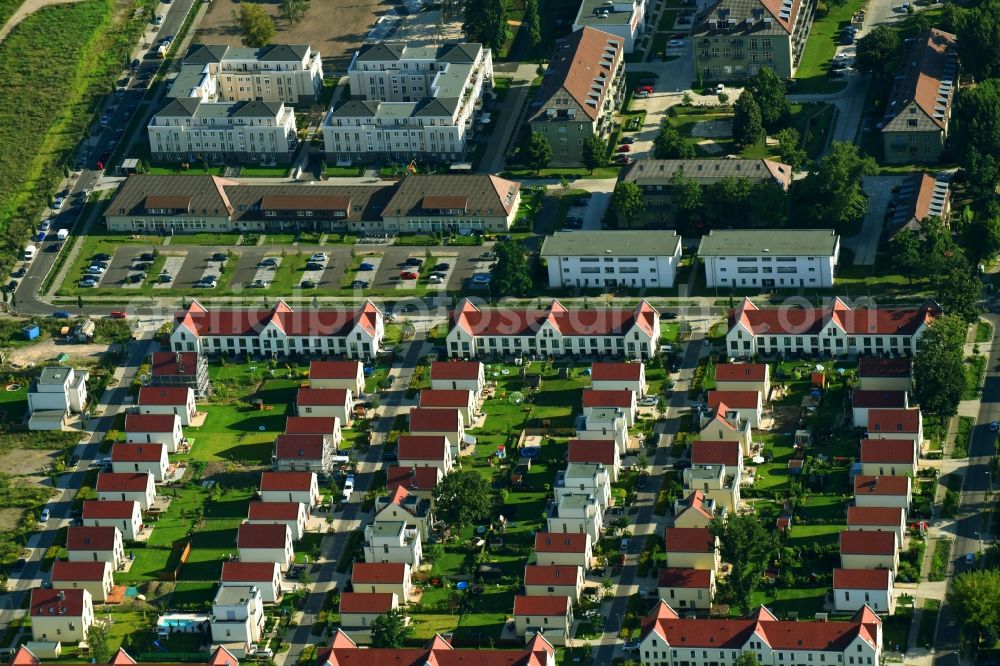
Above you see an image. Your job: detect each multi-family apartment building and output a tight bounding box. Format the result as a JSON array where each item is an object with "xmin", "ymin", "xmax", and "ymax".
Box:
[
  {"xmin": 528, "ymin": 27, "xmax": 625, "ymax": 165},
  {"xmin": 178, "ymin": 44, "xmax": 323, "ymax": 105},
  {"xmin": 698, "ymin": 229, "xmax": 840, "ymax": 288},
  {"xmin": 572, "ymin": 0, "xmax": 648, "ymax": 52},
  {"xmin": 888, "ymin": 172, "xmax": 952, "ymax": 235},
  {"xmin": 323, "ymin": 42, "xmax": 492, "ymax": 162},
  {"xmin": 150, "ymin": 351, "xmax": 211, "ymax": 398},
  {"xmin": 692, "ymin": 0, "xmax": 818, "ymax": 79},
  {"xmin": 541, "ymin": 231, "xmax": 682, "ymax": 289}
]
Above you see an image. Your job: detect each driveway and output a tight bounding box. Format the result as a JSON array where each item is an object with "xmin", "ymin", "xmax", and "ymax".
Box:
[{"xmin": 842, "ymin": 175, "xmax": 907, "ymax": 265}]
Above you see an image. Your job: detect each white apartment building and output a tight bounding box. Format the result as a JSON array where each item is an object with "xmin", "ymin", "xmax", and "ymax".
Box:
[
  {"xmin": 547, "ymin": 493, "xmax": 603, "ymax": 543},
  {"xmin": 698, "ymin": 229, "xmax": 841, "ymax": 289},
  {"xmin": 148, "ymin": 98, "xmax": 297, "ymax": 164},
  {"xmin": 573, "ymin": 0, "xmax": 649, "ymax": 52},
  {"xmin": 363, "ymin": 520, "xmax": 423, "ymax": 565},
  {"xmin": 323, "ymin": 42, "xmax": 493, "ymax": 162},
  {"xmin": 210, "ymin": 585, "xmax": 265, "ymax": 656},
  {"xmin": 555, "ymin": 463, "xmax": 612, "ymax": 511},
  {"xmin": 28, "ymin": 366, "xmax": 89, "ymax": 430},
  {"xmin": 541, "ymin": 231, "xmax": 682, "ymax": 289},
  {"xmin": 180, "ymin": 44, "xmax": 323, "ymax": 105},
  {"xmin": 682, "ymin": 464, "xmax": 740, "ymax": 513}
]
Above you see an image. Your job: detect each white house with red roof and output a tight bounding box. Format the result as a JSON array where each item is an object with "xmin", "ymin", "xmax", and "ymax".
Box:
[
  {"xmin": 29, "ymin": 588, "xmax": 94, "ymax": 643},
  {"xmin": 840, "ymin": 530, "xmax": 899, "ymax": 572},
  {"xmin": 97, "ymin": 472, "xmax": 155, "ymax": 510},
  {"xmin": 446, "ymin": 299, "xmax": 660, "ymax": 360},
  {"xmin": 396, "ymin": 434, "xmax": 454, "ymax": 475},
  {"xmin": 533, "ymin": 532, "xmax": 592, "ymax": 569},
  {"xmin": 363, "ymin": 520, "xmax": 422, "ymax": 565},
  {"xmin": 577, "ymin": 408, "xmax": 629, "ymax": 456},
  {"xmin": 138, "ymin": 386, "xmax": 197, "ymax": 425},
  {"xmin": 67, "ymin": 526, "xmax": 125, "ymax": 568},
  {"xmin": 725, "ymin": 297, "xmax": 939, "ymax": 359},
  {"xmin": 50, "ymin": 561, "xmax": 114, "ymax": 603},
  {"xmin": 867, "ymin": 408, "xmax": 923, "ymax": 445},
  {"xmin": 111, "ymin": 443, "xmax": 168, "ymax": 481},
  {"xmin": 673, "ymin": 491, "xmax": 718, "ymax": 529},
  {"xmin": 567, "ymin": 439, "xmax": 621, "ymax": 482},
  {"xmin": 581, "ymin": 389, "xmax": 637, "ymax": 426},
  {"xmin": 337, "ymin": 592, "xmax": 399, "ymax": 636},
  {"xmin": 639, "ymin": 602, "xmax": 883, "ymax": 666},
  {"xmin": 858, "ymin": 358, "xmax": 912, "ymax": 392},
  {"xmin": 309, "ymin": 361, "xmax": 365, "ymax": 396},
  {"xmin": 657, "ymin": 567, "xmax": 715, "ymax": 611},
  {"xmin": 124, "ymin": 413, "xmax": 183, "ymax": 453},
  {"xmin": 555, "ymin": 463, "xmax": 611, "ymax": 511},
  {"xmin": 707, "ymin": 390, "xmax": 762, "ymax": 428},
  {"xmin": 408, "ymin": 409, "xmax": 464, "ymax": 459},
  {"xmin": 82, "ymin": 500, "xmax": 142, "ymax": 541},
  {"xmin": 320, "ymin": 631, "xmax": 555, "ymax": 666},
  {"xmin": 698, "ymin": 407, "xmax": 753, "ymax": 457},
  {"xmin": 714, "ymin": 363, "xmax": 770, "ymax": 397},
  {"xmin": 247, "ymin": 501, "xmax": 308, "ymax": 541},
  {"xmin": 418, "ymin": 389, "xmax": 477, "ymax": 425},
  {"xmin": 591, "ymin": 362, "xmax": 647, "ymax": 396},
  {"xmin": 273, "ymin": 433, "xmax": 335, "ymax": 475},
  {"xmin": 12, "ymin": 645, "xmax": 238, "ymax": 666},
  {"xmin": 690, "ymin": 440, "xmax": 743, "ymax": 479},
  {"xmin": 430, "ymin": 360, "xmax": 485, "ymax": 397},
  {"xmin": 664, "ymin": 527, "xmax": 720, "ymax": 571},
  {"xmin": 547, "ymin": 493, "xmax": 603, "ymax": 542},
  {"xmin": 259, "ymin": 472, "xmax": 321, "ymax": 507},
  {"xmin": 384, "ymin": 465, "xmax": 441, "ymax": 502},
  {"xmin": 221, "ymin": 561, "xmax": 283, "ymax": 603},
  {"xmin": 237, "ymin": 523, "xmax": 294, "ymax": 570},
  {"xmin": 170, "ymin": 300, "xmax": 384, "ymax": 360},
  {"xmin": 833, "ymin": 568, "xmax": 895, "ymax": 614},
  {"xmin": 513, "ymin": 595, "xmax": 574, "ymax": 645},
  {"xmin": 854, "ymin": 475, "xmax": 912, "ymax": 511},
  {"xmin": 847, "ymin": 506, "xmax": 907, "ymax": 544},
  {"xmin": 523, "ymin": 565, "xmax": 584, "ymax": 602},
  {"xmin": 852, "ymin": 391, "xmax": 909, "ymax": 428},
  {"xmin": 296, "ymin": 388, "xmax": 353, "ymax": 426},
  {"xmin": 284, "ymin": 416, "xmax": 341, "ymax": 440},
  {"xmin": 860, "ymin": 438, "xmax": 918, "ymax": 477},
  {"xmin": 350, "ymin": 562, "xmax": 412, "ymax": 600},
  {"xmin": 374, "ymin": 485, "xmax": 433, "ymax": 540}
]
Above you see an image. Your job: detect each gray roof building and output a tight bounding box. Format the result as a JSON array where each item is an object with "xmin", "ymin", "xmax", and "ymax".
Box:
[
  {"xmin": 697, "ymin": 229, "xmax": 839, "ymax": 256},
  {"xmin": 622, "ymin": 158, "xmax": 792, "ymax": 189},
  {"xmin": 541, "ymin": 231, "xmax": 682, "ymax": 258}
]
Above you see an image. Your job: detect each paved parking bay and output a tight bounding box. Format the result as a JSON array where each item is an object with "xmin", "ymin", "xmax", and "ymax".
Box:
[
  {"xmin": 154, "ymin": 255, "xmax": 187, "ymax": 289},
  {"xmin": 427, "ymin": 252, "xmax": 458, "ymax": 291},
  {"xmin": 251, "ymin": 257, "xmax": 281, "ymax": 286},
  {"xmin": 317, "ymin": 261, "xmax": 348, "ymax": 290},
  {"xmin": 99, "ymin": 251, "xmax": 138, "ymax": 287},
  {"xmin": 231, "ymin": 253, "xmax": 263, "ymax": 288},
  {"xmin": 172, "ymin": 249, "xmax": 217, "ymax": 290},
  {"xmin": 347, "ymin": 252, "xmax": 382, "ymax": 290}
]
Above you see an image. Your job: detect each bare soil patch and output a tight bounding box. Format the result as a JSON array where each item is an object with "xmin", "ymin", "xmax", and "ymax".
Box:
[
  {"xmin": 6, "ymin": 339, "xmax": 110, "ymax": 369},
  {"xmin": 0, "ymin": 507, "xmax": 23, "ymax": 532},
  {"xmin": 0, "ymin": 448, "xmax": 59, "ymax": 476}
]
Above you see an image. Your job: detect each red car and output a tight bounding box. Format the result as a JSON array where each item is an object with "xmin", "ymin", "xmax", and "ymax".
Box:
[
  {"xmin": 617, "ymin": 144, "xmax": 632, "ymax": 153},
  {"xmin": 110, "ymin": 311, "xmax": 127, "ymax": 319},
  {"xmin": 400, "ymin": 271, "xmax": 419, "ymax": 280},
  {"xmin": 615, "ymin": 155, "xmax": 634, "ymax": 165}
]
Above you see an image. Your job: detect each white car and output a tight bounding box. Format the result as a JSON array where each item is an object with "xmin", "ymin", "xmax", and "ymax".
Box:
[
  {"xmin": 310, "ymin": 252, "xmax": 328, "ymax": 262},
  {"xmin": 667, "ymin": 39, "xmax": 686, "ymax": 48},
  {"xmin": 40, "ymin": 508, "xmax": 50, "ymax": 522}
]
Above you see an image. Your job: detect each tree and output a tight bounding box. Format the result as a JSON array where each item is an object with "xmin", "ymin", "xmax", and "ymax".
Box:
[
  {"xmin": 462, "ymin": 0, "xmax": 510, "ymax": 50},
  {"xmin": 233, "ymin": 3, "xmax": 275, "ymax": 47},
  {"xmin": 746, "ymin": 182, "xmax": 789, "ymax": 228},
  {"xmin": 935, "ymin": 255, "xmax": 982, "ymax": 323},
  {"xmin": 744, "ymin": 67, "xmax": 789, "ymax": 130},
  {"xmin": 279, "ymin": 0, "xmax": 308, "ymax": 23},
  {"xmin": 775, "ymin": 127, "xmax": 807, "ymax": 170},
  {"xmin": 370, "ymin": 608, "xmax": 412, "ymax": 648},
  {"xmin": 709, "ymin": 513, "xmax": 777, "ymax": 615},
  {"xmin": 433, "ymin": 469, "xmax": 495, "ymax": 527},
  {"xmin": 732, "ymin": 90, "xmax": 765, "ymax": 148},
  {"xmin": 88, "ymin": 620, "xmax": 112, "ymax": 663},
  {"xmin": 947, "ymin": 569, "xmax": 1000, "ymax": 645},
  {"xmin": 962, "ymin": 213, "xmax": 1000, "ymax": 263},
  {"xmin": 668, "ymin": 171, "xmax": 703, "ymax": 233},
  {"xmin": 703, "ymin": 176, "xmax": 752, "ymax": 229},
  {"xmin": 889, "ymin": 228, "xmax": 925, "ymax": 282},
  {"xmin": 523, "ymin": 0, "xmax": 541, "ymax": 49},
  {"xmin": 736, "ymin": 653, "xmax": 762, "ymax": 666},
  {"xmin": 610, "ymin": 182, "xmax": 645, "ymax": 228},
  {"xmin": 913, "ymin": 314, "xmax": 967, "ymax": 418},
  {"xmin": 790, "ymin": 141, "xmax": 877, "ymax": 231},
  {"xmin": 952, "ymin": 0, "xmax": 1000, "ymax": 80},
  {"xmin": 853, "ymin": 26, "xmax": 902, "ymax": 81},
  {"xmin": 523, "ymin": 132, "xmax": 552, "ymax": 173},
  {"xmin": 654, "ymin": 122, "xmax": 695, "ymax": 159},
  {"xmin": 581, "ymin": 135, "xmax": 608, "ymax": 173},
  {"xmin": 949, "ymin": 79, "xmax": 1000, "ymax": 195},
  {"xmin": 491, "ymin": 239, "xmax": 533, "ymax": 297}
]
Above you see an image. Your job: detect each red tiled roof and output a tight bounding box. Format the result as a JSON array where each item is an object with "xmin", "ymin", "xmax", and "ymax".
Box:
[
  {"xmin": 847, "ymin": 506, "xmax": 905, "ymax": 526},
  {"xmin": 419, "ymin": 389, "xmax": 473, "ymax": 409},
  {"xmin": 868, "ymin": 408, "xmax": 921, "ymax": 434},
  {"xmin": 321, "ymin": 631, "xmax": 554, "ymax": 666},
  {"xmin": 82, "ymin": 500, "xmax": 138, "ymax": 520},
  {"xmin": 67, "ymin": 526, "xmax": 119, "ymax": 551},
  {"xmin": 854, "ymin": 475, "xmax": 910, "ymax": 496},
  {"xmin": 513, "ymin": 595, "xmax": 571, "ymax": 616},
  {"xmin": 833, "ymin": 568, "xmax": 892, "ymax": 590},
  {"xmin": 124, "ymin": 413, "xmax": 178, "ymax": 433},
  {"xmin": 582, "ymin": 389, "xmax": 634, "ymax": 409},
  {"xmin": 97, "ymin": 472, "xmax": 151, "ymax": 493},
  {"xmin": 151, "ymin": 351, "xmax": 200, "ymax": 377},
  {"xmin": 351, "ymin": 562, "xmax": 406, "ymax": 584},
  {"xmin": 681, "ymin": 491, "xmax": 713, "ymax": 519},
  {"xmin": 248, "ymin": 501, "xmax": 302, "ymax": 521},
  {"xmin": 591, "ymin": 362, "xmax": 643, "ymax": 382},
  {"xmin": 729, "ymin": 297, "xmax": 939, "ymax": 337},
  {"xmin": 524, "ymin": 565, "xmax": 580, "ymax": 586},
  {"xmin": 840, "ymin": 530, "xmax": 896, "ymax": 555},
  {"xmin": 567, "ymin": 439, "xmax": 617, "ymax": 466},
  {"xmin": 30, "ymin": 588, "xmax": 88, "ymax": 617},
  {"xmin": 221, "ymin": 561, "xmax": 279, "ymax": 583},
  {"xmin": 452, "ymin": 299, "xmax": 657, "ymax": 339},
  {"xmin": 408, "ymin": 408, "xmax": 460, "ymax": 432},
  {"xmin": 385, "ymin": 466, "xmax": 440, "ymax": 491},
  {"xmin": 853, "ymin": 390, "xmax": 907, "ymax": 409},
  {"xmin": 284, "ymin": 416, "xmax": 339, "ymax": 435},
  {"xmin": 664, "ymin": 527, "xmax": 715, "ymax": 553},
  {"xmin": 297, "ymin": 388, "xmax": 350, "ymax": 406},
  {"xmin": 175, "ymin": 300, "xmax": 381, "ymax": 338},
  {"xmin": 260, "ymin": 471, "xmax": 315, "ymax": 492},
  {"xmin": 715, "ymin": 363, "xmax": 767, "ymax": 383},
  {"xmin": 111, "ymin": 443, "xmax": 165, "ymax": 463},
  {"xmin": 858, "ymin": 357, "xmax": 911, "ymax": 379},
  {"xmin": 51, "ymin": 561, "xmax": 110, "ymax": 582},
  {"xmin": 237, "ymin": 523, "xmax": 289, "ymax": 549},
  {"xmin": 860, "ymin": 439, "xmax": 915, "ymax": 464},
  {"xmin": 690, "ymin": 441, "xmax": 742, "ymax": 467},
  {"xmin": 275, "ymin": 434, "xmax": 327, "ymax": 461},
  {"xmin": 310, "ymin": 361, "xmax": 362, "ymax": 381},
  {"xmin": 529, "ymin": 27, "xmax": 623, "ymax": 123},
  {"xmin": 138, "ymin": 386, "xmax": 191, "ymax": 406},
  {"xmin": 707, "ymin": 390, "xmax": 759, "ymax": 410},
  {"xmin": 657, "ymin": 567, "xmax": 713, "ymax": 589},
  {"xmin": 430, "ymin": 360, "xmax": 483, "ymax": 381},
  {"xmin": 339, "ymin": 592, "xmax": 396, "ymax": 614},
  {"xmin": 397, "ymin": 435, "xmax": 449, "ymax": 460},
  {"xmin": 534, "ymin": 532, "xmax": 589, "ymax": 553}
]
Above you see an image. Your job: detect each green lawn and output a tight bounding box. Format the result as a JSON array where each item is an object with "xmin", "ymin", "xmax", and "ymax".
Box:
[
  {"xmin": 0, "ymin": 383, "xmax": 28, "ymax": 424},
  {"xmin": 170, "ymin": 232, "xmax": 241, "ymax": 246},
  {"xmin": 977, "ymin": 320, "xmax": 994, "ymax": 344},
  {"xmin": 747, "ymin": 587, "xmax": 828, "ymax": 617},
  {"xmin": 917, "ymin": 598, "xmax": 940, "ymax": 648},
  {"xmin": 964, "ymin": 356, "xmax": 986, "ymax": 400},
  {"xmin": 146, "ymin": 163, "xmax": 290, "ymax": 178},
  {"xmin": 792, "ymin": 0, "xmax": 862, "ymax": 93}
]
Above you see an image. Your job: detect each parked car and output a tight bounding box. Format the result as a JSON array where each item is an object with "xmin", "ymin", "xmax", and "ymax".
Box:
[
  {"xmin": 615, "ymin": 155, "xmax": 634, "ymax": 165},
  {"xmin": 78, "ymin": 278, "xmax": 98, "ymax": 288},
  {"xmin": 310, "ymin": 252, "xmax": 328, "ymax": 262},
  {"xmin": 300, "ymin": 280, "xmax": 317, "ymax": 289},
  {"xmin": 358, "ymin": 262, "xmax": 375, "ymax": 271},
  {"xmin": 211, "ymin": 252, "xmax": 228, "ymax": 262},
  {"xmin": 94, "ymin": 253, "xmax": 112, "ymax": 261},
  {"xmin": 400, "ymin": 271, "xmax": 419, "ymax": 280},
  {"xmin": 620, "ymin": 136, "xmax": 635, "ymax": 145},
  {"xmin": 259, "ymin": 257, "xmax": 278, "ymax": 268},
  {"xmin": 306, "ymin": 262, "xmax": 324, "ymax": 271},
  {"xmin": 247, "ymin": 279, "xmax": 269, "ymax": 288},
  {"xmin": 667, "ymin": 38, "xmax": 686, "ymax": 48},
  {"xmin": 110, "ymin": 311, "xmax": 127, "ymax": 319},
  {"xmin": 433, "ymin": 262, "xmax": 451, "ymax": 271},
  {"xmin": 158, "ymin": 273, "xmax": 173, "ymax": 283},
  {"xmin": 634, "ymin": 89, "xmax": 650, "ymax": 98},
  {"xmin": 404, "ymin": 257, "xmax": 424, "ymax": 267},
  {"xmin": 351, "ymin": 280, "xmax": 370, "ymax": 289},
  {"xmin": 139, "ymin": 252, "xmax": 155, "ymax": 262},
  {"xmin": 52, "ymin": 311, "xmax": 71, "ymax": 319},
  {"xmin": 617, "ymin": 144, "xmax": 632, "ymax": 153}
]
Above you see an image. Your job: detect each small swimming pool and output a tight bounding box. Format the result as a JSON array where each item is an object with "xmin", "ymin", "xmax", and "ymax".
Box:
[{"xmin": 156, "ymin": 613, "xmax": 209, "ymax": 634}]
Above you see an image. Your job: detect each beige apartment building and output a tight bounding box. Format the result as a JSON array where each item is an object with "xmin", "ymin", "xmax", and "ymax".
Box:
[{"xmin": 180, "ymin": 44, "xmax": 324, "ymax": 105}]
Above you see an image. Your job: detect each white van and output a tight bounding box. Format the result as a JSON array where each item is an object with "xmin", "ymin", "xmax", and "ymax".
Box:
[{"xmin": 23, "ymin": 244, "xmax": 36, "ymax": 262}]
